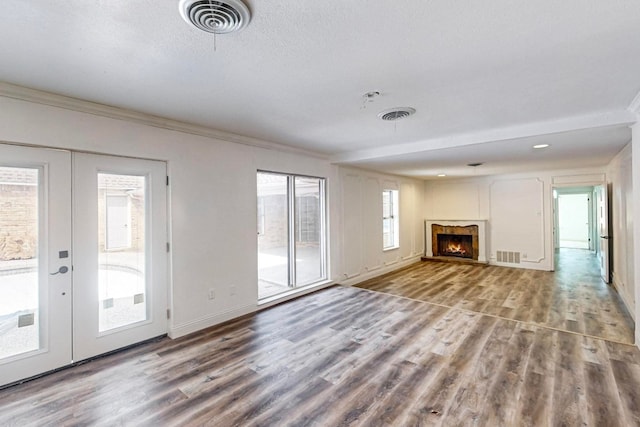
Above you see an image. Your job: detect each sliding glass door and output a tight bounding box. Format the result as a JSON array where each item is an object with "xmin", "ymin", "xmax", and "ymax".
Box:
[
  {"xmin": 257, "ymin": 172, "xmax": 326, "ymax": 300},
  {"xmin": 294, "ymin": 176, "xmax": 325, "ymax": 286}
]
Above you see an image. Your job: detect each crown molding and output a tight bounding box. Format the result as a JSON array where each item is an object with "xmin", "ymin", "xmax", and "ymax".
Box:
[
  {"xmin": 628, "ymin": 89, "xmax": 640, "ymax": 116},
  {"xmin": 0, "ymin": 82, "xmax": 328, "ymax": 160}
]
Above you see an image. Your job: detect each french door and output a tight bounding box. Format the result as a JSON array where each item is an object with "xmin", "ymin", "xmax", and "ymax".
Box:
[
  {"xmin": 73, "ymin": 153, "xmax": 167, "ymax": 361},
  {"xmin": 0, "ymin": 144, "xmax": 167, "ymax": 387},
  {"xmin": 0, "ymin": 145, "xmax": 72, "ymax": 387}
]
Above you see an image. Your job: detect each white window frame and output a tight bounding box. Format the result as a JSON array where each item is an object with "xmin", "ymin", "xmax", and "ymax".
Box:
[{"xmin": 382, "ymin": 189, "xmax": 399, "ymax": 250}]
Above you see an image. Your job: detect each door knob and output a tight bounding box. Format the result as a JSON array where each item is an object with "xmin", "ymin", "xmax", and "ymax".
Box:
[{"xmin": 50, "ymin": 266, "xmax": 69, "ymax": 275}]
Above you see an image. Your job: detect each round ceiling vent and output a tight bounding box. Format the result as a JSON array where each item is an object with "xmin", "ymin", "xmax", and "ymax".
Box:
[
  {"xmin": 377, "ymin": 107, "xmax": 416, "ymax": 121},
  {"xmin": 179, "ymin": 0, "xmax": 251, "ymax": 34}
]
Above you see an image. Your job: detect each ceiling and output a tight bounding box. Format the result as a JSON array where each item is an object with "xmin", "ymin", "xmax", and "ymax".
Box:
[{"xmin": 1, "ymin": 0, "xmax": 639, "ymax": 179}]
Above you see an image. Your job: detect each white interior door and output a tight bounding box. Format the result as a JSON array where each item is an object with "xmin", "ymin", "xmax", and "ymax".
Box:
[
  {"xmin": 595, "ymin": 185, "xmax": 610, "ymax": 283},
  {"xmin": 72, "ymin": 153, "xmax": 167, "ymax": 361},
  {"xmin": 0, "ymin": 144, "xmax": 72, "ymax": 387}
]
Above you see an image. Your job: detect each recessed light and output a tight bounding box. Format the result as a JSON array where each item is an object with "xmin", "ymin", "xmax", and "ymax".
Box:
[
  {"xmin": 533, "ymin": 144, "xmax": 550, "ymax": 149},
  {"xmin": 437, "ymin": 174, "xmax": 446, "ymax": 177}
]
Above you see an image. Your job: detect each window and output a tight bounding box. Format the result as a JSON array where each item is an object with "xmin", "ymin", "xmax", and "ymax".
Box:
[{"xmin": 382, "ymin": 189, "xmax": 399, "ymax": 249}]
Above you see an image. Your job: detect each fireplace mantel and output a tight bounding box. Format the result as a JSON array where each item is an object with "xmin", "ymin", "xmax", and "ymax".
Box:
[{"xmin": 425, "ymin": 219, "xmax": 488, "ymax": 263}]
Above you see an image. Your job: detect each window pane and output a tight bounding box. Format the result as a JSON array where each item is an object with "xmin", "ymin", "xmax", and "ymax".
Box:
[
  {"xmin": 383, "ymin": 189, "xmax": 399, "ymax": 249},
  {"xmin": 382, "ymin": 191, "xmax": 391, "ymax": 218},
  {"xmin": 98, "ymin": 173, "xmax": 146, "ymax": 332},
  {"xmin": 0, "ymin": 167, "xmax": 39, "ymax": 359},
  {"xmin": 257, "ymin": 173, "xmax": 289, "ymax": 298},
  {"xmin": 295, "ymin": 177, "xmax": 323, "ymax": 286},
  {"xmin": 383, "ymin": 218, "xmax": 392, "ymax": 248}
]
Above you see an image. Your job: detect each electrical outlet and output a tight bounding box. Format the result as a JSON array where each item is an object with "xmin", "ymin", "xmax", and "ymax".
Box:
[
  {"xmin": 229, "ymin": 285, "xmax": 236, "ymax": 296},
  {"xmin": 208, "ymin": 288, "xmax": 215, "ymax": 300}
]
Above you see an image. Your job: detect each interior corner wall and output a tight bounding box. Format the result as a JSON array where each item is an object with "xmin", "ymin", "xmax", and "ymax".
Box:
[
  {"xmin": 631, "ymin": 121, "xmax": 640, "ymax": 346},
  {"xmin": 0, "ymin": 96, "xmax": 339, "ymax": 339},
  {"xmin": 607, "ymin": 142, "xmax": 634, "ymax": 318},
  {"xmin": 338, "ymin": 166, "xmax": 425, "ymax": 285},
  {"xmin": 424, "ymin": 168, "xmax": 607, "ymax": 272}
]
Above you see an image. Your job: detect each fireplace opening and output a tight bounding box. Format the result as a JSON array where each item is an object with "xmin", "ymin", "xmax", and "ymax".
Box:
[
  {"xmin": 437, "ymin": 234, "xmax": 473, "ymax": 259},
  {"xmin": 430, "ymin": 224, "xmax": 479, "ymax": 260}
]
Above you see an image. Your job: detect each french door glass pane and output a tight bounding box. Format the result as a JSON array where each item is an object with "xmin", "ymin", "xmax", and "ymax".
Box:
[
  {"xmin": 0, "ymin": 167, "xmax": 39, "ymax": 359},
  {"xmin": 257, "ymin": 173, "xmax": 289, "ymax": 299},
  {"xmin": 294, "ymin": 177, "xmax": 323, "ymax": 285},
  {"xmin": 98, "ymin": 173, "xmax": 146, "ymax": 332}
]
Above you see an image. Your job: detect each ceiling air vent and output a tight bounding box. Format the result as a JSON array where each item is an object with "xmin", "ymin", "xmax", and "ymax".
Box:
[
  {"xmin": 378, "ymin": 107, "xmax": 416, "ymax": 121},
  {"xmin": 179, "ymin": 0, "xmax": 251, "ymax": 34}
]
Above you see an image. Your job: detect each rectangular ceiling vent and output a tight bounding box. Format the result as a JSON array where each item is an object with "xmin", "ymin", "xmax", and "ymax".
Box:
[{"xmin": 496, "ymin": 251, "xmax": 520, "ymax": 264}]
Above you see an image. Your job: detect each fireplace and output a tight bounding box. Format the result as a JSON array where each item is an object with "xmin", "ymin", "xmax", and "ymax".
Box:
[
  {"xmin": 431, "ymin": 224, "xmax": 479, "ymax": 260},
  {"xmin": 437, "ymin": 234, "xmax": 473, "ymax": 259},
  {"xmin": 425, "ymin": 220, "xmax": 487, "ymax": 263}
]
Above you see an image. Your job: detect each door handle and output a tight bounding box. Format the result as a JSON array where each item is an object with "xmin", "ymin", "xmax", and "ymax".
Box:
[
  {"xmin": 600, "ymin": 236, "xmax": 610, "ymax": 239},
  {"xmin": 50, "ymin": 266, "xmax": 69, "ymax": 275}
]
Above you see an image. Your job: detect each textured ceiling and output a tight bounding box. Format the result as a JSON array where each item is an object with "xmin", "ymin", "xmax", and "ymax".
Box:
[{"xmin": 0, "ymin": 0, "xmax": 639, "ymax": 178}]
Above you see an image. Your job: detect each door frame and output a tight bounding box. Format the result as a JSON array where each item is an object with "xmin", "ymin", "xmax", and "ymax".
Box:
[{"xmin": 550, "ymin": 181, "xmax": 605, "ymax": 272}]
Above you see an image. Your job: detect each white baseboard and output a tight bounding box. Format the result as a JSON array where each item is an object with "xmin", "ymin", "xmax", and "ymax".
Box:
[
  {"xmin": 489, "ymin": 260, "xmax": 552, "ymax": 271},
  {"xmin": 612, "ymin": 272, "xmax": 635, "ymax": 321},
  {"xmin": 168, "ymin": 281, "xmax": 336, "ymax": 339},
  {"xmin": 339, "ymin": 255, "xmax": 422, "ymax": 287},
  {"xmin": 168, "ymin": 303, "xmax": 257, "ymax": 339}
]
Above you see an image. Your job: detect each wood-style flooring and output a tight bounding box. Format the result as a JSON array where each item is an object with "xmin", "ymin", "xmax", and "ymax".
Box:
[
  {"xmin": 358, "ymin": 248, "xmax": 635, "ymax": 344},
  {"xmin": 1, "ymin": 249, "xmax": 639, "ymax": 426}
]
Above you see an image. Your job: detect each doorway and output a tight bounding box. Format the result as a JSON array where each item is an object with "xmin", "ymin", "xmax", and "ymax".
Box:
[
  {"xmin": 553, "ymin": 187, "xmax": 595, "ymax": 251},
  {"xmin": 552, "ymin": 184, "xmax": 610, "ymax": 283},
  {"xmin": 0, "ymin": 144, "xmax": 168, "ymax": 387},
  {"xmin": 557, "ymin": 193, "xmax": 591, "ymax": 249}
]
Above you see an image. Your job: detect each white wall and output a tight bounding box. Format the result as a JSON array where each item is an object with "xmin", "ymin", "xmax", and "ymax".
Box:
[
  {"xmin": 0, "ymin": 95, "xmax": 340, "ymax": 338},
  {"xmin": 424, "ymin": 169, "xmax": 608, "ymax": 271},
  {"xmin": 607, "ymin": 143, "xmax": 634, "ymax": 317},
  {"xmin": 338, "ymin": 166, "xmax": 425, "ymax": 285},
  {"xmin": 2, "ymin": 92, "xmax": 636, "ymax": 344},
  {"xmin": 632, "ymin": 122, "xmax": 640, "ymax": 345}
]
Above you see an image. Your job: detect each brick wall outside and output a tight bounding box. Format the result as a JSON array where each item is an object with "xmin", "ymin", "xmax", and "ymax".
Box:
[
  {"xmin": 0, "ymin": 184, "xmax": 38, "ymax": 261},
  {"xmin": 258, "ymin": 194, "xmax": 320, "ymax": 250},
  {"xmin": 258, "ymin": 194, "xmax": 288, "ymax": 249},
  {"xmin": 0, "ymin": 170, "xmax": 145, "ymax": 261}
]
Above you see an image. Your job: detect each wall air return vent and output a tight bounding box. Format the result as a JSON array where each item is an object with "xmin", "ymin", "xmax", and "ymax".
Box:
[
  {"xmin": 179, "ymin": 0, "xmax": 251, "ymax": 34},
  {"xmin": 496, "ymin": 251, "xmax": 520, "ymax": 264},
  {"xmin": 377, "ymin": 107, "xmax": 416, "ymax": 121}
]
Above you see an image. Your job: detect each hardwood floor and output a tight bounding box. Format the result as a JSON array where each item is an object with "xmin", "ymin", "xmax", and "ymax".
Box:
[
  {"xmin": 1, "ymin": 250, "xmax": 639, "ymax": 426},
  {"xmin": 357, "ymin": 248, "xmax": 635, "ymax": 344}
]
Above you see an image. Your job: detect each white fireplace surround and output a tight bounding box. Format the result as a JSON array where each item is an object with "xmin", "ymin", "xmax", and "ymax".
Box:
[{"xmin": 425, "ymin": 219, "xmax": 488, "ymax": 263}]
